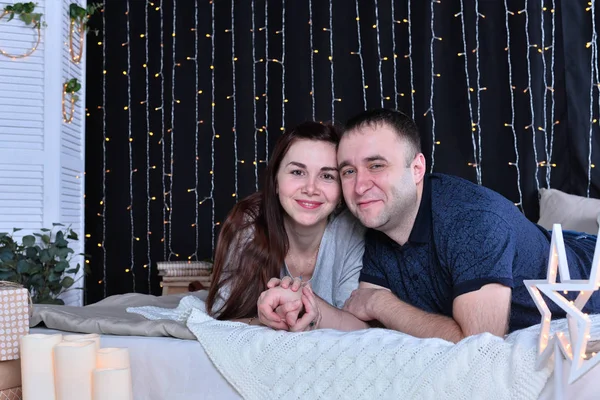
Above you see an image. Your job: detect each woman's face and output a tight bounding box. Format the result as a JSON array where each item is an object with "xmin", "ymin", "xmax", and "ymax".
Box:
[{"xmin": 276, "ymin": 139, "xmax": 341, "ymax": 228}]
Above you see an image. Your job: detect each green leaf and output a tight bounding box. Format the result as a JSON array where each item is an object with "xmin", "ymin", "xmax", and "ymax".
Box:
[
  {"xmin": 19, "ymin": 13, "xmax": 32, "ymax": 26},
  {"xmin": 40, "ymin": 228, "xmax": 51, "ymax": 232},
  {"xmin": 7, "ymin": 12, "xmax": 14, "ymax": 22},
  {"xmin": 12, "ymin": 228, "xmax": 22, "ymax": 233},
  {"xmin": 65, "ymin": 265, "xmax": 80, "ymax": 275},
  {"xmin": 48, "ymin": 246, "xmax": 57, "ymax": 260},
  {"xmin": 52, "ymin": 223, "xmax": 65, "ymax": 227},
  {"xmin": 0, "ymin": 233, "xmax": 8, "ymax": 239},
  {"xmin": 37, "ymin": 298, "xmax": 64, "ymax": 305},
  {"xmin": 67, "ymin": 231, "xmax": 78, "ymax": 241},
  {"xmin": 56, "ymin": 247, "xmax": 69, "ymax": 261},
  {"xmin": 22, "ymin": 235, "xmax": 35, "ymax": 247},
  {"xmin": 61, "ymin": 276, "xmax": 74, "ymax": 288},
  {"xmin": 41, "ymin": 234, "xmax": 50, "ymax": 245},
  {"xmin": 0, "ymin": 271, "xmax": 17, "ymax": 281},
  {"xmin": 48, "ymin": 281, "xmax": 62, "ymax": 294},
  {"xmin": 25, "ymin": 246, "xmax": 38, "ymax": 259},
  {"xmin": 54, "ymin": 260, "xmax": 69, "ymax": 272},
  {"xmin": 28, "ymin": 264, "xmax": 42, "ymax": 275},
  {"xmin": 39, "ymin": 249, "xmax": 51, "ymax": 263},
  {"xmin": 55, "ymin": 231, "xmax": 67, "ymax": 248},
  {"xmin": 48, "ymin": 272, "xmax": 61, "ymax": 282},
  {"xmin": 16, "ymin": 260, "xmax": 31, "ymax": 274},
  {"xmin": 28, "ymin": 274, "xmax": 44, "ymax": 288},
  {"xmin": 0, "ymin": 249, "xmax": 14, "ymax": 262}
]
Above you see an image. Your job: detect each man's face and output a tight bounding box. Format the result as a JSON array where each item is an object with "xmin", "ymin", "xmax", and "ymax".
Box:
[{"xmin": 337, "ymin": 124, "xmax": 424, "ymax": 234}]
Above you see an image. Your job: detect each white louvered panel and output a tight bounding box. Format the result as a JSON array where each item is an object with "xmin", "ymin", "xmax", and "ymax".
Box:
[
  {"xmin": 0, "ymin": 97, "xmax": 43, "ymax": 106},
  {"xmin": 0, "ymin": 112, "xmax": 42, "ymax": 121},
  {"xmin": 0, "ymin": 79, "xmax": 43, "ymax": 89},
  {"xmin": 0, "ymin": 3, "xmax": 45, "ymax": 150},
  {"xmin": 0, "ymin": 119, "xmax": 42, "ymax": 129},
  {"xmin": 0, "ymin": 59, "xmax": 43, "ymax": 71},
  {"xmin": 60, "ymin": 0, "xmax": 84, "ymax": 162},
  {"xmin": 59, "ymin": 163, "xmax": 84, "ymax": 306},
  {"xmin": 0, "ymin": 43, "xmax": 45, "ymax": 55},
  {"xmin": 0, "ymin": 163, "xmax": 43, "ymax": 232}
]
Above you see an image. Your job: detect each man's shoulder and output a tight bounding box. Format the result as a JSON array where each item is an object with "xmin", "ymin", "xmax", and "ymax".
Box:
[{"xmin": 429, "ymin": 173, "xmax": 519, "ymax": 222}]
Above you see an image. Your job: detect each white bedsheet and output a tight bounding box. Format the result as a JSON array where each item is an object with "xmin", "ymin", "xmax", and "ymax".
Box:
[
  {"xmin": 30, "ymin": 327, "xmax": 241, "ymax": 400},
  {"xmin": 30, "ymin": 327, "xmax": 600, "ymax": 400}
]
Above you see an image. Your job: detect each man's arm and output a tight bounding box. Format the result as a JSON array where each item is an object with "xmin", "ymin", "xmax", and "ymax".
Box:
[
  {"xmin": 344, "ymin": 282, "xmax": 511, "ymax": 343},
  {"xmin": 313, "ymin": 295, "xmax": 370, "ymax": 331},
  {"xmin": 259, "ymin": 277, "xmax": 370, "ymax": 331}
]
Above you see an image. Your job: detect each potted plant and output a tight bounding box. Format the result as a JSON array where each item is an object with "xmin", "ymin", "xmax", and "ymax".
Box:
[{"xmin": 0, "ymin": 224, "xmax": 89, "ymax": 305}]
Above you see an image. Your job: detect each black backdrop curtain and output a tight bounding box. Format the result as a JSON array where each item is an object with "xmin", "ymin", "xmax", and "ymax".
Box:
[{"xmin": 84, "ymin": 0, "xmax": 600, "ymax": 304}]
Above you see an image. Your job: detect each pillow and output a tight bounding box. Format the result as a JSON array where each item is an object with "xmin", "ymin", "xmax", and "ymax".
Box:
[{"xmin": 538, "ymin": 188, "xmax": 600, "ymax": 235}]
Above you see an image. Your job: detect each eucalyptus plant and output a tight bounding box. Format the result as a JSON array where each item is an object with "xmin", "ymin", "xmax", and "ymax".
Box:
[{"xmin": 0, "ymin": 224, "xmax": 89, "ymax": 305}]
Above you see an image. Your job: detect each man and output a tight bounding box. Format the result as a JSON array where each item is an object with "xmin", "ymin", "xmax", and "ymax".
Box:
[{"xmin": 339, "ymin": 108, "xmax": 599, "ymax": 342}]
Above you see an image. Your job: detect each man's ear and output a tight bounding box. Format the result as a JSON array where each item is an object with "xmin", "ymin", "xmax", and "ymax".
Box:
[{"xmin": 411, "ymin": 153, "xmax": 427, "ymax": 184}]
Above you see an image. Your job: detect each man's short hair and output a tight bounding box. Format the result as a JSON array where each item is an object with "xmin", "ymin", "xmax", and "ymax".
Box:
[{"xmin": 343, "ymin": 109, "xmax": 422, "ymax": 164}]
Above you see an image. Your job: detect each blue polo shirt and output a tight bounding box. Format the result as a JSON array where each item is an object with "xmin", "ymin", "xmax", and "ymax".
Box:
[{"xmin": 360, "ymin": 173, "xmax": 599, "ymax": 332}]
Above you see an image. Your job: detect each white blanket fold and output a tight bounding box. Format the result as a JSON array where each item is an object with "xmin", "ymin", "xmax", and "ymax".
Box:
[{"xmin": 127, "ymin": 296, "xmax": 600, "ymax": 400}]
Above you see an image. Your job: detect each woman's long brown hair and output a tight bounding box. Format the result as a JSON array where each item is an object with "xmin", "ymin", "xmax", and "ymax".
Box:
[{"xmin": 206, "ymin": 121, "xmax": 341, "ymax": 320}]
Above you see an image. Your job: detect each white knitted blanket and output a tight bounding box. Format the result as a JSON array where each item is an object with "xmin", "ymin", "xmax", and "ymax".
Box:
[{"xmin": 128, "ymin": 296, "xmax": 600, "ymax": 400}]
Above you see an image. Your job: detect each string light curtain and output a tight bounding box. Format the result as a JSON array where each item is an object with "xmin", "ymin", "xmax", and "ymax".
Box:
[{"xmin": 84, "ymin": 0, "xmax": 600, "ymax": 304}]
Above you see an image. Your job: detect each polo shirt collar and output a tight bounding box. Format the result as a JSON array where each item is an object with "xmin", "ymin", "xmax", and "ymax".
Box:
[{"xmin": 407, "ymin": 174, "xmax": 432, "ymax": 244}]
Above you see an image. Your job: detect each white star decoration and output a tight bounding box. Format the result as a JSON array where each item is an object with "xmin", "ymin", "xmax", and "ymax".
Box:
[{"xmin": 524, "ymin": 224, "xmax": 600, "ymax": 386}]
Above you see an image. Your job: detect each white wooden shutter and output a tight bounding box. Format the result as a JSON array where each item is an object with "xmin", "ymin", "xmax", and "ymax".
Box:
[{"xmin": 0, "ymin": 0, "xmax": 86, "ymax": 306}]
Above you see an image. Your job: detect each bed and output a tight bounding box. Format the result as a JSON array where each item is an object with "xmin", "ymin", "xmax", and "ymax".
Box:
[
  {"xmin": 29, "ymin": 290, "xmax": 600, "ymax": 400},
  {"xmin": 24, "ymin": 325, "xmax": 600, "ymax": 400},
  {"xmin": 28, "ymin": 190, "xmax": 599, "ymax": 399}
]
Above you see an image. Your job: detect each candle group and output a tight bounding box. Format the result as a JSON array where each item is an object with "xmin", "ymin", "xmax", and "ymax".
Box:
[{"xmin": 20, "ymin": 333, "xmax": 133, "ymax": 400}]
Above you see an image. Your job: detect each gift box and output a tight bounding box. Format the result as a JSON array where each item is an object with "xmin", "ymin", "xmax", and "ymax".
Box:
[
  {"xmin": 0, "ymin": 360, "xmax": 20, "ymax": 391},
  {"xmin": 0, "ymin": 287, "xmax": 29, "ymax": 361},
  {"xmin": 0, "ymin": 386, "xmax": 22, "ymax": 400}
]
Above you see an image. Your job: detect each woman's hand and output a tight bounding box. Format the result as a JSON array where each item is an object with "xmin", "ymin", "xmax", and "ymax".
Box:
[
  {"xmin": 289, "ymin": 284, "xmax": 321, "ymax": 332},
  {"xmin": 257, "ymin": 286, "xmax": 302, "ymax": 330},
  {"xmin": 267, "ymin": 276, "xmax": 303, "ymax": 292}
]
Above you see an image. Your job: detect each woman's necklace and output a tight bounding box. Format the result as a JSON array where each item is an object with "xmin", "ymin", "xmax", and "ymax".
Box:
[{"xmin": 285, "ymin": 242, "xmax": 321, "ymax": 282}]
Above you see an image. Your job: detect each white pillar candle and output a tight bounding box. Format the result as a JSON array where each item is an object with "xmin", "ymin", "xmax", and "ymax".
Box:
[
  {"xmin": 20, "ymin": 333, "xmax": 63, "ymax": 400},
  {"xmin": 96, "ymin": 348, "xmax": 132, "ymax": 399},
  {"xmin": 54, "ymin": 340, "xmax": 97, "ymax": 400},
  {"xmin": 97, "ymin": 348, "xmax": 130, "ymax": 369},
  {"xmin": 63, "ymin": 333, "xmax": 101, "ymax": 351},
  {"xmin": 92, "ymin": 368, "xmax": 133, "ymax": 400}
]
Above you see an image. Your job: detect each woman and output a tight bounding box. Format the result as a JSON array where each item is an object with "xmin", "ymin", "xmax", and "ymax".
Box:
[{"xmin": 206, "ymin": 121, "xmax": 368, "ymax": 331}]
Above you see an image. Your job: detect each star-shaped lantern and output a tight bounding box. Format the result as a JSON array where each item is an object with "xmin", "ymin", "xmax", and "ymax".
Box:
[{"xmin": 524, "ymin": 224, "xmax": 600, "ymax": 385}]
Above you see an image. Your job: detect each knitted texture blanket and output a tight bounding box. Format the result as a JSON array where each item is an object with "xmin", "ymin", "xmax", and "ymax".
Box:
[{"xmin": 128, "ymin": 296, "xmax": 600, "ymax": 400}]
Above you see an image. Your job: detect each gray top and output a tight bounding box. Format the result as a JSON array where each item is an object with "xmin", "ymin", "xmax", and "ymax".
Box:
[{"xmin": 215, "ymin": 209, "xmax": 365, "ymax": 312}]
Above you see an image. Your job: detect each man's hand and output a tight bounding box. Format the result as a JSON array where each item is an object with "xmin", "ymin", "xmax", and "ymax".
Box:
[
  {"xmin": 343, "ymin": 287, "xmax": 387, "ymax": 321},
  {"xmin": 257, "ymin": 286, "xmax": 302, "ymax": 330}
]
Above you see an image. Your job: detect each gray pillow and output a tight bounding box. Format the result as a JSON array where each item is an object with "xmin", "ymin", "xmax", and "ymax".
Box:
[{"xmin": 538, "ymin": 188, "xmax": 600, "ymax": 235}]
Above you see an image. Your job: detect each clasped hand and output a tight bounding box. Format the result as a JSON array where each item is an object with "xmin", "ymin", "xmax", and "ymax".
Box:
[{"xmin": 257, "ymin": 276, "xmax": 320, "ymax": 331}]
